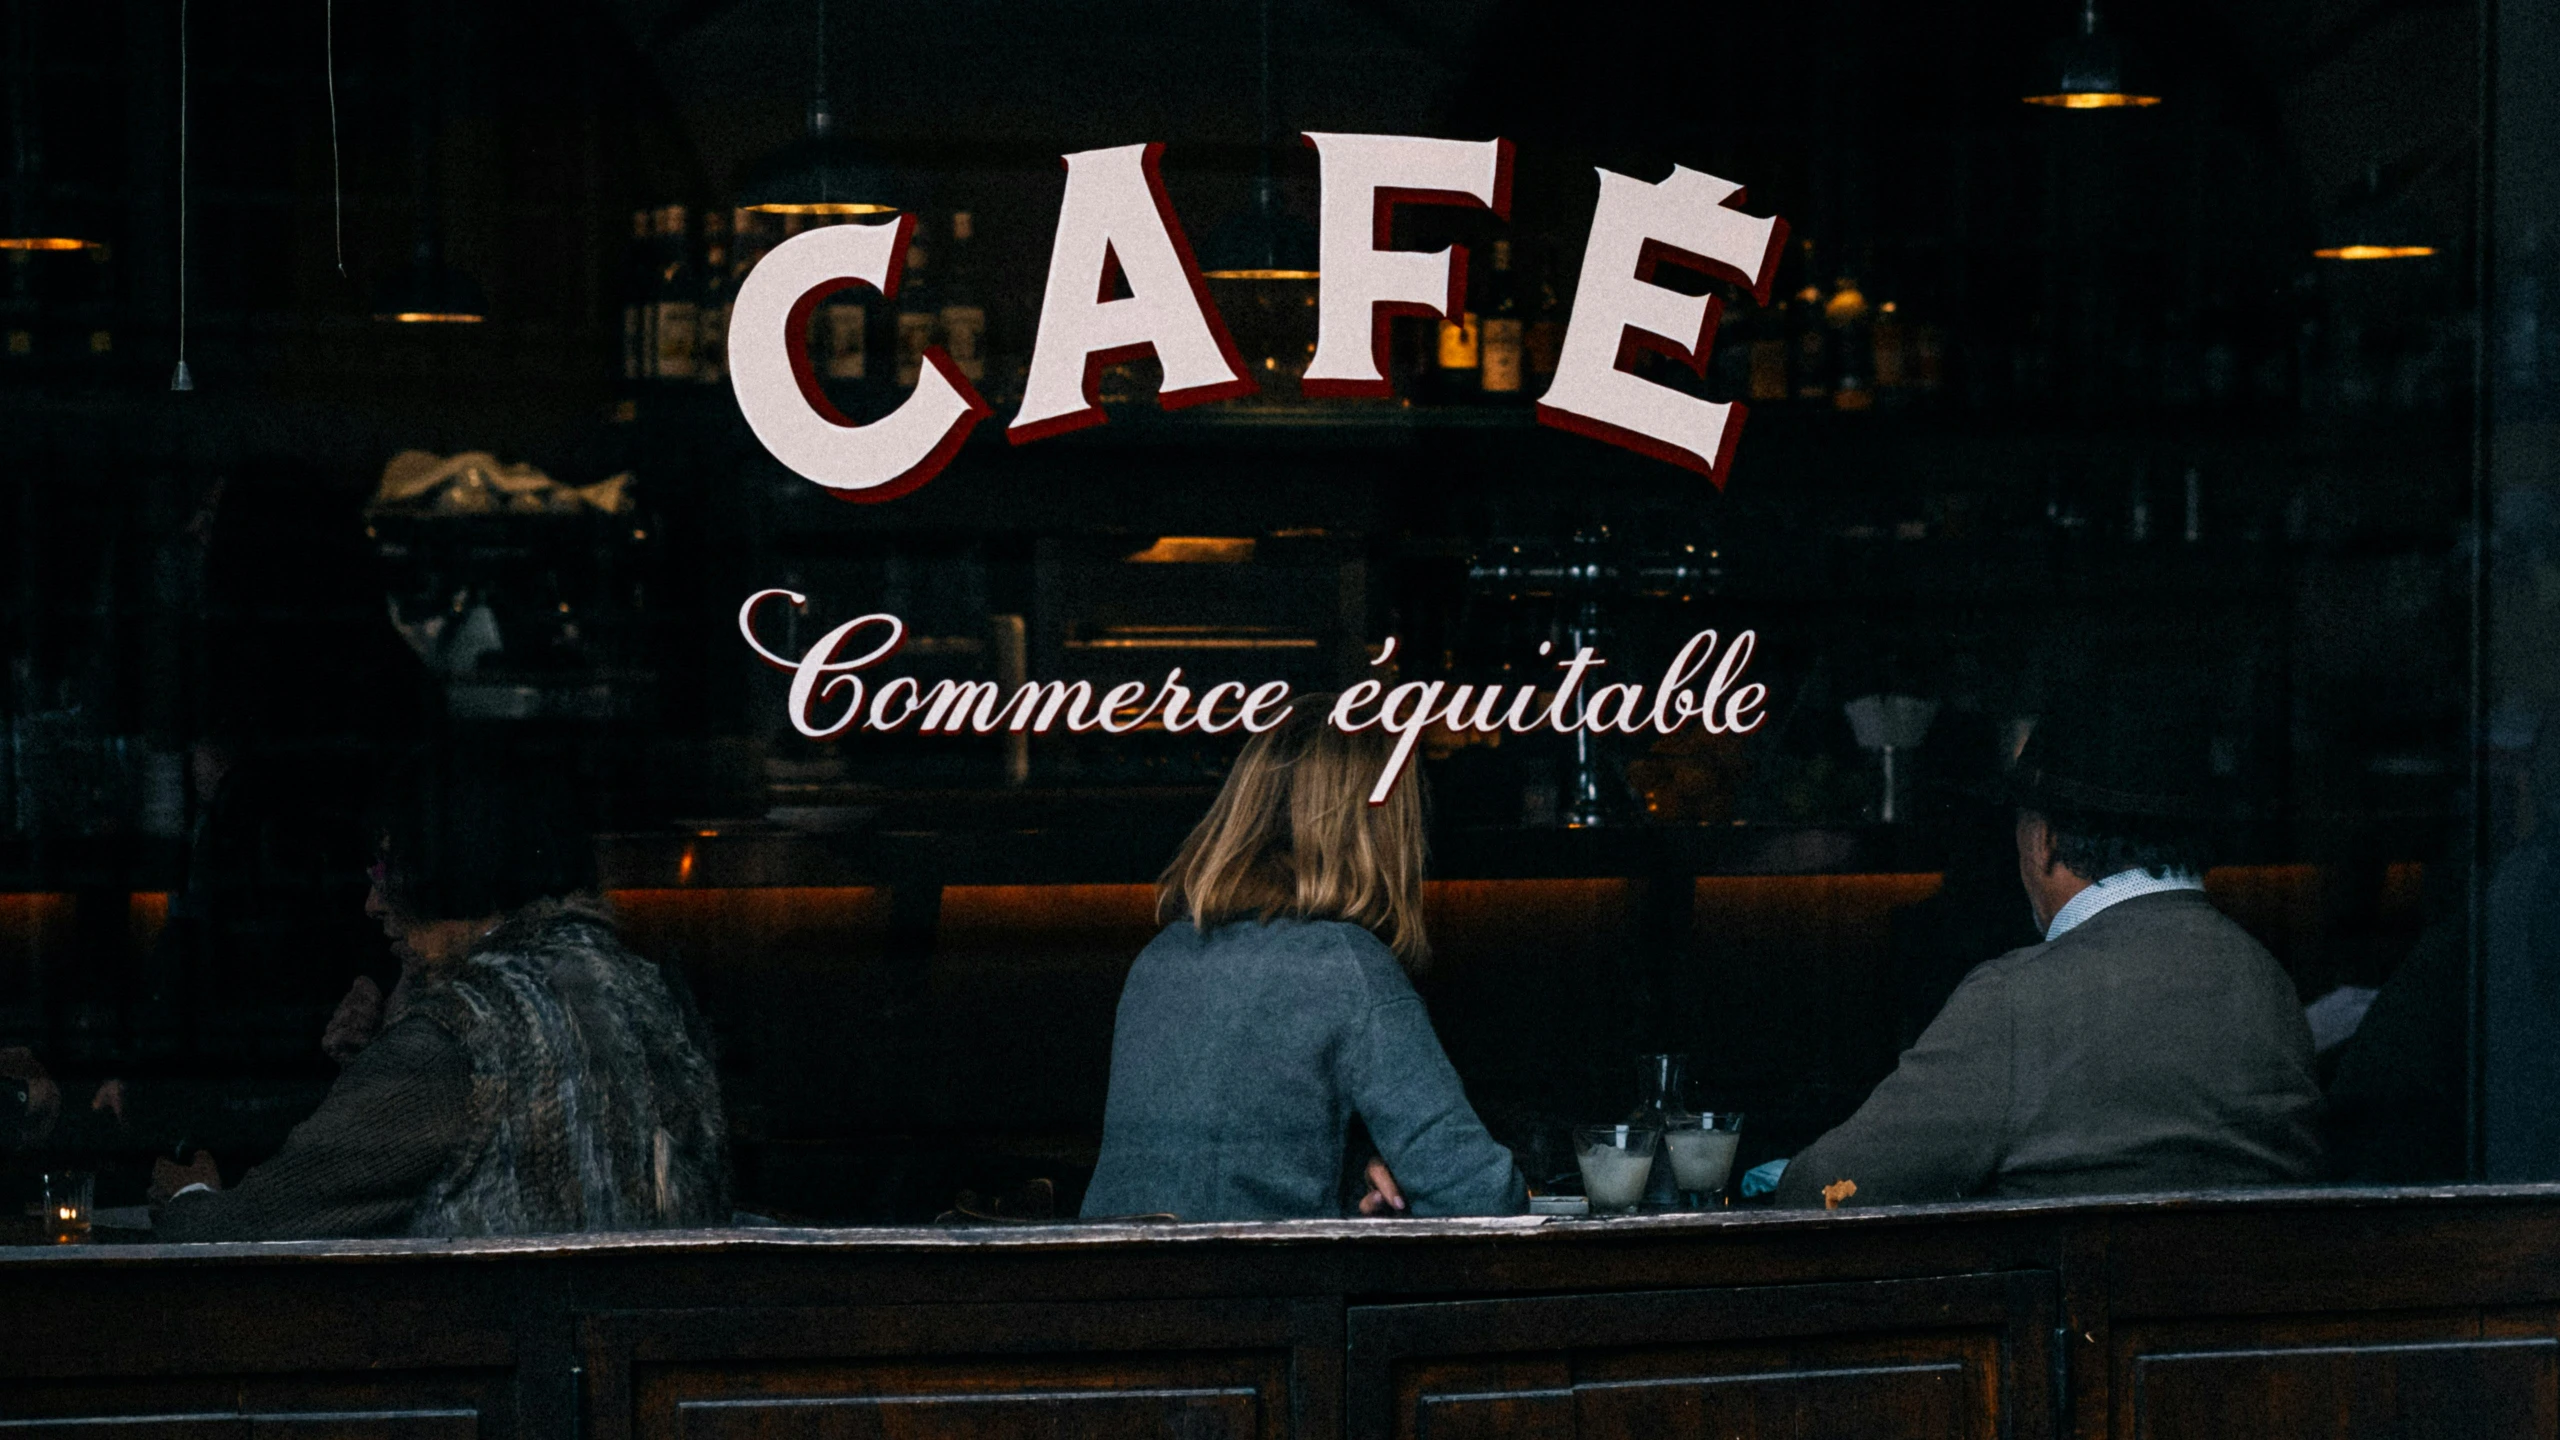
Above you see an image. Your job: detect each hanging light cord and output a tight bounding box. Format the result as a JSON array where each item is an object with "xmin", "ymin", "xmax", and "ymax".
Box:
[
  {"xmin": 1257, "ymin": 0, "xmax": 1274, "ymax": 210},
  {"xmin": 812, "ymin": 0, "xmax": 829, "ymax": 132},
  {"xmin": 327, "ymin": 0, "xmax": 343, "ymax": 276},
  {"xmin": 810, "ymin": 0, "xmax": 830, "ymax": 203},
  {"xmin": 170, "ymin": 0, "xmax": 192, "ymax": 391}
]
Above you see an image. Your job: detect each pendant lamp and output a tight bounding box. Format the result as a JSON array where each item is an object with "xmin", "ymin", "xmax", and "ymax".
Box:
[
  {"xmin": 2022, "ymin": 0, "xmax": 2161, "ymax": 110},
  {"xmin": 735, "ymin": 0, "xmax": 903, "ymax": 217},
  {"xmin": 372, "ymin": 239, "xmax": 489, "ymax": 323},
  {"xmin": 1199, "ymin": 0, "xmax": 1317, "ymax": 281},
  {"xmin": 2314, "ymin": 165, "xmax": 2438, "ymax": 262},
  {"xmin": 373, "ymin": 0, "xmax": 485, "ymax": 323},
  {"xmin": 1, "ymin": 4, "xmax": 106, "ymax": 252}
]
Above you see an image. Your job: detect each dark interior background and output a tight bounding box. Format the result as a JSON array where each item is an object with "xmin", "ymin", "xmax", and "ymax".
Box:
[{"xmin": 0, "ymin": 0, "xmax": 2509, "ymax": 1219}]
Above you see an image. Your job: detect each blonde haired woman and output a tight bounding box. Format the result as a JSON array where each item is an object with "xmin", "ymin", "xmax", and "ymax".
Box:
[{"xmin": 1081, "ymin": 701, "xmax": 1526, "ymax": 1221}]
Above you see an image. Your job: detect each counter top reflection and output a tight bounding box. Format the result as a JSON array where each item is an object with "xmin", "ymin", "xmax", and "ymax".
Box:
[{"xmin": 5, "ymin": 1186, "xmax": 2559, "ymax": 1438}]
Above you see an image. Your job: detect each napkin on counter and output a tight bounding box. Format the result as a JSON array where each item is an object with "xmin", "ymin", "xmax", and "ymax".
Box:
[{"xmin": 1740, "ymin": 1158, "xmax": 1788, "ymax": 1198}]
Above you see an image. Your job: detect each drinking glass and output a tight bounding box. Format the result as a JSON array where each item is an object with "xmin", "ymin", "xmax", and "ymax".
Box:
[
  {"xmin": 41, "ymin": 1171, "xmax": 92, "ymax": 1243},
  {"xmin": 1574, "ymin": 1124, "xmax": 1659, "ymax": 1215},
  {"xmin": 1661, "ymin": 1112, "xmax": 1745, "ymax": 1207}
]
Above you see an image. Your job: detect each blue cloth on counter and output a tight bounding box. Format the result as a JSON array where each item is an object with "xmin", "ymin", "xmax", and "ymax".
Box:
[{"xmin": 1741, "ymin": 1158, "xmax": 1787, "ymax": 1198}]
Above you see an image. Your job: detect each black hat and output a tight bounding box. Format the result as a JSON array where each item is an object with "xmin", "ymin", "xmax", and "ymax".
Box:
[{"xmin": 2005, "ymin": 694, "xmax": 2218, "ymax": 822}]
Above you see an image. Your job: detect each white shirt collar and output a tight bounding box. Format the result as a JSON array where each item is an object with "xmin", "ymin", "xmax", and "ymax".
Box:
[{"xmin": 2043, "ymin": 867, "xmax": 2205, "ymax": 942}]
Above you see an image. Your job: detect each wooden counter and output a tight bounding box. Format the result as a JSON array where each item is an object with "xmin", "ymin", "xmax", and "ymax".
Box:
[{"xmin": 3, "ymin": 1185, "xmax": 2556, "ymax": 1438}]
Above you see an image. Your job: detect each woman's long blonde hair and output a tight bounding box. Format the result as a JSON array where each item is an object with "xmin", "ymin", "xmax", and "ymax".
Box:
[{"xmin": 1157, "ymin": 697, "xmax": 1429, "ymax": 961}]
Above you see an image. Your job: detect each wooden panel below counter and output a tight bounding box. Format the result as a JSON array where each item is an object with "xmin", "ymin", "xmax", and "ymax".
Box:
[{"xmin": 6, "ymin": 1188, "xmax": 2560, "ymax": 1439}]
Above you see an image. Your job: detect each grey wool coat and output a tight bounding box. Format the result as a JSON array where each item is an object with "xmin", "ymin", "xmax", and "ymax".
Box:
[
  {"xmin": 1081, "ymin": 917, "xmax": 1527, "ymax": 1222},
  {"xmin": 161, "ymin": 899, "xmax": 727, "ymax": 1241},
  {"xmin": 1775, "ymin": 889, "xmax": 2323, "ymax": 1208}
]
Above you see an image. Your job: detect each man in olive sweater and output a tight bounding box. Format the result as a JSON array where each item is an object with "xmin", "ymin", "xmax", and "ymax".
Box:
[{"xmin": 1775, "ymin": 705, "xmax": 2322, "ymax": 1207}]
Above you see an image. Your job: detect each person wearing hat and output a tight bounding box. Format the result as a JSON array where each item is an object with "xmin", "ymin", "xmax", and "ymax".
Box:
[{"xmin": 1772, "ymin": 702, "xmax": 2322, "ymax": 1207}]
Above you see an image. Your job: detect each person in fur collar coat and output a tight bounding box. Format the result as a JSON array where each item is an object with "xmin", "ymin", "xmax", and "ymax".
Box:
[{"xmin": 155, "ymin": 747, "xmax": 728, "ymax": 1240}]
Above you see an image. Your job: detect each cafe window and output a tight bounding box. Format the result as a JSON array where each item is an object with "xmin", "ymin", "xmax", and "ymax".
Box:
[{"xmin": 0, "ymin": 0, "xmax": 2549, "ymax": 1238}]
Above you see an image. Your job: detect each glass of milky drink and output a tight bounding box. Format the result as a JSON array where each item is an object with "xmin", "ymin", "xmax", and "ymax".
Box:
[
  {"xmin": 1662, "ymin": 1112, "xmax": 1745, "ymax": 1207},
  {"xmin": 1574, "ymin": 1124, "xmax": 1660, "ymax": 1214}
]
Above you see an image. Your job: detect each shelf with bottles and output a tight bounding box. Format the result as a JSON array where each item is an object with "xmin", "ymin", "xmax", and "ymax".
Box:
[
  {"xmin": 611, "ymin": 214, "xmax": 2375, "ymax": 450},
  {"xmin": 613, "ymin": 210, "xmax": 1572, "ymax": 429},
  {"xmin": 617, "ymin": 202, "xmax": 1000, "ymax": 401}
]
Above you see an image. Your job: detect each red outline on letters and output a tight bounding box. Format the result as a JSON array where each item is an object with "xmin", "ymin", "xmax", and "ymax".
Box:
[
  {"xmin": 835, "ymin": 345, "xmax": 995, "ymax": 504},
  {"xmin": 776, "ymin": 213, "xmax": 991, "ymax": 503},
  {"xmin": 1299, "ymin": 135, "xmax": 1516, "ymax": 401},
  {"xmin": 1535, "ymin": 184, "xmax": 1787, "ymax": 489},
  {"xmin": 1008, "ymin": 142, "xmax": 1258, "ymax": 446}
]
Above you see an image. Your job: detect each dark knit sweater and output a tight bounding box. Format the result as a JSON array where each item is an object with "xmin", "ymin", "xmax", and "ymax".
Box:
[
  {"xmin": 157, "ymin": 1015, "xmax": 472, "ymax": 1241},
  {"xmin": 160, "ymin": 900, "xmax": 726, "ymax": 1241}
]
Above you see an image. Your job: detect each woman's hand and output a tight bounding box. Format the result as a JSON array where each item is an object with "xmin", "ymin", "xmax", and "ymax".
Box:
[
  {"xmin": 321, "ymin": 976, "xmax": 385, "ymax": 1065},
  {"xmin": 1358, "ymin": 1155, "xmax": 1407, "ymax": 1215},
  {"xmin": 150, "ymin": 1150, "xmax": 221, "ymax": 1204}
]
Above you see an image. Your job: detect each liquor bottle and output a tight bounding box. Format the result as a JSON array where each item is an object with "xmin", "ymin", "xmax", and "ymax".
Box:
[
  {"xmin": 1712, "ymin": 283, "xmax": 1755, "ymax": 400},
  {"xmin": 804, "ymin": 240, "xmax": 860, "ymax": 385},
  {"xmin": 1788, "ymin": 242, "xmax": 1829, "ymax": 405},
  {"xmin": 695, "ymin": 208, "xmax": 732, "ymax": 386},
  {"xmin": 1871, "ymin": 299, "xmax": 1908, "ymax": 399},
  {"xmin": 1913, "ymin": 322, "xmax": 1946, "ymax": 397},
  {"xmin": 1479, "ymin": 238, "xmax": 1525, "ymax": 400},
  {"xmin": 937, "ymin": 210, "xmax": 988, "ymax": 385},
  {"xmin": 649, "ymin": 204, "xmax": 700, "ymax": 383},
  {"xmin": 1524, "ymin": 247, "xmax": 1567, "ymax": 383},
  {"xmin": 728, "ymin": 207, "xmax": 776, "ymax": 377},
  {"xmin": 1825, "ymin": 273, "xmax": 1872, "ymax": 411},
  {"xmin": 1433, "ymin": 253, "xmax": 1482, "ymax": 401},
  {"xmin": 1747, "ymin": 281, "xmax": 1790, "ymax": 404},
  {"xmin": 621, "ymin": 208, "xmax": 650, "ymax": 382},
  {"xmin": 894, "ymin": 226, "xmax": 936, "ymax": 389},
  {"xmin": 729, "ymin": 206, "xmax": 772, "ymax": 277}
]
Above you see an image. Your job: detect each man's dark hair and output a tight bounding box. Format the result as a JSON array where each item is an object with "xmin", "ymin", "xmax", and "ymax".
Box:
[
  {"xmin": 2037, "ymin": 808, "xmax": 2213, "ymax": 882},
  {"xmin": 374, "ymin": 743, "xmax": 597, "ymax": 923}
]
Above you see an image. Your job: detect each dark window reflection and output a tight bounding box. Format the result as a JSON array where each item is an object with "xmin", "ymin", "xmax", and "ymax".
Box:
[{"xmin": 0, "ymin": 0, "xmax": 2541, "ymax": 1235}]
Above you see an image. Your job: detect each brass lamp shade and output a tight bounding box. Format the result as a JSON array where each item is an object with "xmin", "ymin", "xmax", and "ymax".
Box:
[
  {"xmin": 371, "ymin": 247, "xmax": 488, "ymax": 324},
  {"xmin": 2314, "ymin": 166, "xmax": 2439, "ymax": 262},
  {"xmin": 734, "ymin": 106, "xmax": 908, "ymax": 218},
  {"xmin": 2023, "ymin": 2, "xmax": 2160, "ymax": 109},
  {"xmin": 1198, "ymin": 202, "xmax": 1319, "ymax": 282}
]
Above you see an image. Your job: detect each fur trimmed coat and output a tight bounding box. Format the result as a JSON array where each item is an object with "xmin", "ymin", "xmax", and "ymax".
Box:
[
  {"xmin": 402, "ymin": 898, "xmax": 728, "ymax": 1235},
  {"xmin": 160, "ymin": 898, "xmax": 728, "ymax": 1241}
]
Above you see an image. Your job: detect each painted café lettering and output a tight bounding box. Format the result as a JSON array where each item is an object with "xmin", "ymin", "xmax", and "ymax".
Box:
[
  {"xmin": 740, "ymin": 600, "xmax": 1768, "ymax": 804},
  {"xmin": 729, "ymin": 134, "xmax": 1785, "ymax": 787},
  {"xmin": 726, "ymin": 135, "xmax": 1789, "ymax": 497}
]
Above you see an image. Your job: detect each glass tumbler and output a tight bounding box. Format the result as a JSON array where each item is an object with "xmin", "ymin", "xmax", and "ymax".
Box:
[
  {"xmin": 1661, "ymin": 1112, "xmax": 1746, "ymax": 1207},
  {"xmin": 1574, "ymin": 1124, "xmax": 1659, "ymax": 1215},
  {"xmin": 41, "ymin": 1170, "xmax": 93, "ymax": 1243}
]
